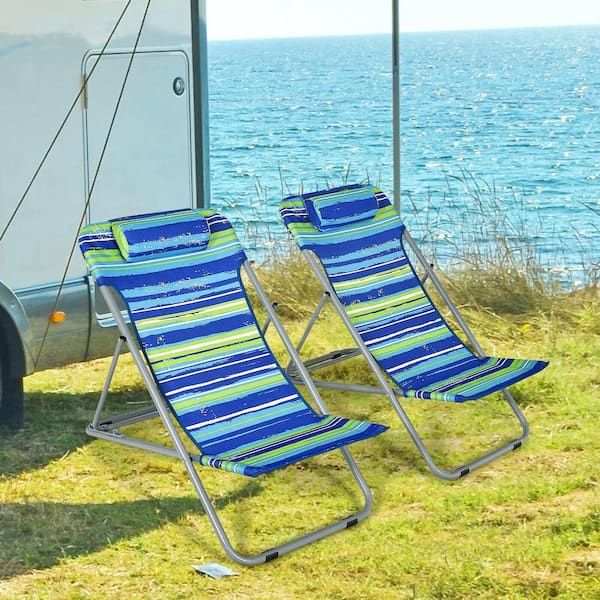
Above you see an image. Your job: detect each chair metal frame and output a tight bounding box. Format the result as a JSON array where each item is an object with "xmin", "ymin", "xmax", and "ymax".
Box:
[
  {"xmin": 286, "ymin": 230, "xmax": 530, "ymax": 481},
  {"xmin": 87, "ymin": 260, "xmax": 375, "ymax": 566}
]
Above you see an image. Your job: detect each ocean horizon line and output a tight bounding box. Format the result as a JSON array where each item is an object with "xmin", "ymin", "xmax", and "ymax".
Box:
[{"xmin": 207, "ymin": 22, "xmax": 600, "ymax": 44}]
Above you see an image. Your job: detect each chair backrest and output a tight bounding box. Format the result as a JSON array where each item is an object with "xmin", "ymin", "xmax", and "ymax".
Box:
[
  {"xmin": 79, "ymin": 209, "xmax": 321, "ymax": 454},
  {"xmin": 280, "ymin": 185, "xmax": 479, "ymax": 397}
]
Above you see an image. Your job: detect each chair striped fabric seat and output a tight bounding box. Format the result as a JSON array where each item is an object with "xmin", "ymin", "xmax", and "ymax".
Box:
[
  {"xmin": 79, "ymin": 209, "xmax": 387, "ymax": 478},
  {"xmin": 280, "ymin": 185, "xmax": 548, "ymax": 403}
]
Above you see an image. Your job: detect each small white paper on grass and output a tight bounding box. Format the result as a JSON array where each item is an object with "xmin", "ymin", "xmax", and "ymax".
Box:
[{"xmin": 192, "ymin": 563, "xmax": 239, "ymax": 579}]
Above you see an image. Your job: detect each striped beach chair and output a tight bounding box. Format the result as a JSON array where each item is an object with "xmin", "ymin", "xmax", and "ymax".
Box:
[
  {"xmin": 78, "ymin": 208, "xmax": 387, "ymax": 566},
  {"xmin": 280, "ymin": 184, "xmax": 548, "ymax": 480}
]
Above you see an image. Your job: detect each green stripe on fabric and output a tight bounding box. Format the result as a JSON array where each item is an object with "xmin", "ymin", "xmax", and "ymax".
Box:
[
  {"xmin": 172, "ymin": 372, "xmax": 287, "ymax": 412},
  {"xmin": 214, "ymin": 415, "xmax": 339, "ymax": 460},
  {"xmin": 332, "ymin": 264, "xmax": 413, "ymax": 293},
  {"xmin": 136, "ymin": 298, "xmax": 249, "ymax": 333},
  {"xmin": 232, "ymin": 419, "xmax": 369, "ymax": 467},
  {"xmin": 150, "ymin": 340, "xmax": 266, "ymax": 376},
  {"xmin": 369, "ymin": 325, "xmax": 453, "ymax": 360},
  {"xmin": 147, "ymin": 328, "xmax": 262, "ymax": 369},
  {"xmin": 394, "ymin": 346, "xmax": 472, "ymax": 382},
  {"xmin": 436, "ymin": 358, "xmax": 531, "ymax": 396},
  {"xmin": 343, "ymin": 291, "xmax": 429, "ymax": 325}
]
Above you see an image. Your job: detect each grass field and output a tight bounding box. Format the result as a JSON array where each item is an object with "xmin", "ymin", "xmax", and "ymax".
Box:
[{"xmin": 0, "ymin": 285, "xmax": 598, "ymax": 599}]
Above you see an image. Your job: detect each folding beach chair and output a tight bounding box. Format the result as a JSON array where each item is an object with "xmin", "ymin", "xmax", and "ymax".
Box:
[
  {"xmin": 280, "ymin": 184, "xmax": 548, "ymax": 480},
  {"xmin": 78, "ymin": 208, "xmax": 387, "ymax": 566}
]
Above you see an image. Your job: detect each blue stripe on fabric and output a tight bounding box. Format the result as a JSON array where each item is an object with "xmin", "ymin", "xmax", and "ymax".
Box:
[
  {"xmin": 156, "ymin": 350, "xmax": 273, "ymax": 390},
  {"xmin": 200, "ymin": 408, "xmax": 319, "ymax": 452},
  {"xmin": 325, "ymin": 252, "xmax": 409, "ymax": 281},
  {"xmin": 305, "ymin": 187, "xmax": 379, "ymax": 230},
  {"xmin": 128, "ymin": 284, "xmax": 242, "ymax": 319},
  {"xmin": 170, "ymin": 373, "xmax": 293, "ymax": 417},
  {"xmin": 140, "ymin": 313, "xmax": 258, "ymax": 349},
  {"xmin": 121, "ymin": 269, "xmax": 240, "ymax": 301},
  {"xmin": 161, "ymin": 357, "xmax": 278, "ymax": 398},
  {"xmin": 190, "ymin": 400, "xmax": 314, "ymax": 450}
]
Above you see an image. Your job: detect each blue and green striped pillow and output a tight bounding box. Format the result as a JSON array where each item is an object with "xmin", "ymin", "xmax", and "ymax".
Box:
[
  {"xmin": 305, "ymin": 185, "xmax": 378, "ymax": 230},
  {"xmin": 112, "ymin": 211, "xmax": 210, "ymax": 262}
]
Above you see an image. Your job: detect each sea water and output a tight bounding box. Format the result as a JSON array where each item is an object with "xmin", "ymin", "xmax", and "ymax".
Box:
[{"xmin": 208, "ymin": 26, "xmax": 600, "ymax": 284}]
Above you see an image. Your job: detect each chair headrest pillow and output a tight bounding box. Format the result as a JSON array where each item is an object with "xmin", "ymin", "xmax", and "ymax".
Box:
[
  {"xmin": 112, "ymin": 210, "xmax": 210, "ymax": 262},
  {"xmin": 304, "ymin": 186, "xmax": 379, "ymax": 231}
]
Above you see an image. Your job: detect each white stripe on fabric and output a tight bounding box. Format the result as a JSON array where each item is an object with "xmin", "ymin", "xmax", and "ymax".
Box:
[
  {"xmin": 329, "ymin": 255, "xmax": 406, "ymax": 279},
  {"xmin": 187, "ymin": 394, "xmax": 298, "ymax": 431},
  {"xmin": 345, "ymin": 289, "xmax": 422, "ymax": 317},
  {"xmin": 130, "ymin": 287, "xmax": 240, "ymax": 314},
  {"xmin": 159, "ymin": 351, "xmax": 272, "ymax": 384},
  {"xmin": 432, "ymin": 358, "xmax": 511, "ymax": 392},
  {"xmin": 365, "ymin": 318, "xmax": 444, "ymax": 346},
  {"xmin": 359, "ymin": 308, "xmax": 438, "ymax": 336},
  {"xmin": 387, "ymin": 344, "xmax": 464, "ymax": 373},
  {"xmin": 165, "ymin": 362, "xmax": 278, "ymax": 397}
]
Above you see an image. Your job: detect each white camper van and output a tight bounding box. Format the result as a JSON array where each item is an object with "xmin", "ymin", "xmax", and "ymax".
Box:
[{"xmin": 0, "ymin": 1, "xmax": 210, "ymax": 428}]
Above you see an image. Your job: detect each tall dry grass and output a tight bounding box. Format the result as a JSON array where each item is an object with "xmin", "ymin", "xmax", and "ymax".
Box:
[{"xmin": 221, "ymin": 170, "xmax": 599, "ymax": 324}]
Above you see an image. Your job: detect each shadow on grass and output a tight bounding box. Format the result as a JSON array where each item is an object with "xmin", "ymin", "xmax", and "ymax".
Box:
[
  {"xmin": 0, "ymin": 389, "xmax": 147, "ymax": 477},
  {"xmin": 0, "ymin": 497, "xmax": 192, "ymax": 579},
  {"xmin": 0, "ymin": 479, "xmax": 264, "ymax": 580},
  {"xmin": 330, "ymin": 392, "xmax": 532, "ymax": 478}
]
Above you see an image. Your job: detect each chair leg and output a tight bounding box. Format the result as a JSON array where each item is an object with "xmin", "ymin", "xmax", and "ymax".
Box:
[
  {"xmin": 185, "ymin": 446, "xmax": 375, "ymax": 566},
  {"xmin": 89, "ymin": 392, "xmax": 376, "ymax": 565},
  {"xmin": 382, "ymin": 386, "xmax": 529, "ymax": 480},
  {"xmin": 91, "ymin": 335, "xmax": 126, "ymax": 428}
]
